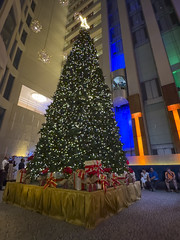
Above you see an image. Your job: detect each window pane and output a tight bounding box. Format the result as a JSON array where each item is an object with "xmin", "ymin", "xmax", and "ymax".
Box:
[
  {"xmin": 1, "ymin": 7, "xmax": 16, "ymax": 49},
  {"xmin": 31, "ymin": 0, "xmax": 36, "ymax": 12},
  {"xmin": 0, "ymin": 107, "xmax": 6, "ymax": 129},
  {"xmin": 21, "ymin": 30, "xmax": 27, "ymax": 44},
  {"xmin": 26, "ymin": 14, "xmax": 32, "ymax": 27},
  {"xmin": 13, "ymin": 47, "xmax": 22, "ymax": 69},
  {"xmin": 0, "ymin": 0, "xmax": 5, "ymax": 9},
  {"xmin": 0, "ymin": 67, "xmax": 8, "ymax": 92},
  {"xmin": 20, "ymin": 0, "xmax": 25, "ymax": 8},
  {"xmin": 3, "ymin": 74, "xmax": 15, "ymax": 100},
  {"xmin": 10, "ymin": 40, "xmax": 17, "ymax": 59}
]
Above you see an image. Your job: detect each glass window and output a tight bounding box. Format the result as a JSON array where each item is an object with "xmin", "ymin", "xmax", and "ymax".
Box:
[
  {"xmin": 0, "ymin": 0, "xmax": 5, "ymax": 9},
  {"xmin": 26, "ymin": 14, "xmax": 32, "ymax": 27},
  {"xmin": 19, "ymin": 21, "xmax": 23, "ymax": 34},
  {"xmin": 10, "ymin": 40, "xmax": 17, "ymax": 59},
  {"xmin": 141, "ymin": 78, "xmax": 162, "ymax": 101},
  {"xmin": 127, "ymin": 0, "xmax": 140, "ymax": 13},
  {"xmin": 21, "ymin": 30, "xmax": 27, "ymax": 44},
  {"xmin": 130, "ymin": 12, "xmax": 144, "ymax": 28},
  {"xmin": 20, "ymin": 0, "xmax": 25, "ymax": 8},
  {"xmin": 132, "ymin": 27, "xmax": 148, "ymax": 46},
  {"xmin": 31, "ymin": 1, "xmax": 36, "ymax": 12},
  {"xmin": 0, "ymin": 107, "xmax": 6, "ymax": 129},
  {"xmin": 1, "ymin": 7, "xmax": 16, "ymax": 49},
  {"xmin": 13, "ymin": 47, "xmax": 23, "ymax": 69},
  {"xmin": 3, "ymin": 74, "xmax": 15, "ymax": 100},
  {"xmin": 0, "ymin": 67, "xmax": 8, "ymax": 92}
]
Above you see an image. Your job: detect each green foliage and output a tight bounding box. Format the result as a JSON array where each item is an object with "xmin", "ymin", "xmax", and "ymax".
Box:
[{"xmin": 29, "ymin": 28, "xmax": 126, "ymax": 176}]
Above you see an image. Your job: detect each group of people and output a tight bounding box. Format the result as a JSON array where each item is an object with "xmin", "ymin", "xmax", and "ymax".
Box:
[
  {"xmin": 0, "ymin": 156, "xmax": 25, "ymax": 190},
  {"xmin": 141, "ymin": 167, "xmax": 180, "ymax": 192}
]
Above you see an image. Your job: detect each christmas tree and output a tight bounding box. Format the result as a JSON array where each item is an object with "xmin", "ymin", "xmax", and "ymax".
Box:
[{"xmin": 29, "ymin": 18, "xmax": 126, "ymax": 177}]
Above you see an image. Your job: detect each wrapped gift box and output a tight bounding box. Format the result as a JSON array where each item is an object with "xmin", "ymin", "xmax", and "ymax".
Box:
[
  {"xmin": 86, "ymin": 183, "xmax": 96, "ymax": 192},
  {"xmin": 47, "ymin": 172, "xmax": 64, "ymax": 186},
  {"xmin": 74, "ymin": 170, "xmax": 86, "ymax": 191},
  {"xmin": 37, "ymin": 175, "xmax": 47, "ymax": 186},
  {"xmin": 16, "ymin": 169, "xmax": 26, "ymax": 183},
  {"xmin": 84, "ymin": 160, "xmax": 103, "ymax": 175}
]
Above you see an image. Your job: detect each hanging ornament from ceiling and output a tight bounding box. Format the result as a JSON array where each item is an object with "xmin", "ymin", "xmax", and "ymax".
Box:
[
  {"xmin": 59, "ymin": 0, "xmax": 69, "ymax": 6},
  {"xmin": 31, "ymin": 19, "xmax": 42, "ymax": 33},
  {"xmin": 38, "ymin": 49, "xmax": 51, "ymax": 63},
  {"xmin": 37, "ymin": 0, "xmax": 55, "ymax": 64}
]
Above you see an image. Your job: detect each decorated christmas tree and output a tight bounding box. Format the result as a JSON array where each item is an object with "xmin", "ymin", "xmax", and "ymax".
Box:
[{"xmin": 29, "ymin": 17, "xmax": 126, "ymax": 177}]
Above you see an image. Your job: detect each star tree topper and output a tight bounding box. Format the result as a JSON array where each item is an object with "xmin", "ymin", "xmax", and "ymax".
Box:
[{"xmin": 79, "ymin": 15, "xmax": 90, "ymax": 29}]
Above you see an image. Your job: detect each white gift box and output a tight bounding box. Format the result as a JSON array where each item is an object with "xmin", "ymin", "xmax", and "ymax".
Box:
[{"xmin": 74, "ymin": 172, "xmax": 86, "ymax": 191}]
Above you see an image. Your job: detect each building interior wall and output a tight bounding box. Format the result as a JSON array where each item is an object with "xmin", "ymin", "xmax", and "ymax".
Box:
[{"xmin": 0, "ymin": 0, "xmax": 67, "ymax": 160}]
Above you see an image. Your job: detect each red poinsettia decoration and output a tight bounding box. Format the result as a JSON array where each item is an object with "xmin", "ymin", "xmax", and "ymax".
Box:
[
  {"xmin": 28, "ymin": 155, "xmax": 34, "ymax": 161},
  {"xmin": 63, "ymin": 167, "xmax": 73, "ymax": 175},
  {"xmin": 103, "ymin": 168, "xmax": 112, "ymax": 173},
  {"xmin": 41, "ymin": 167, "xmax": 49, "ymax": 175},
  {"xmin": 128, "ymin": 167, "xmax": 134, "ymax": 173},
  {"xmin": 126, "ymin": 160, "xmax": 129, "ymax": 165}
]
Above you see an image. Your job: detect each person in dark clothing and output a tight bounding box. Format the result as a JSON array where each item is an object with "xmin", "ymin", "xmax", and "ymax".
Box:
[
  {"xmin": 18, "ymin": 158, "xmax": 25, "ymax": 170},
  {"xmin": 0, "ymin": 156, "xmax": 9, "ymax": 190}
]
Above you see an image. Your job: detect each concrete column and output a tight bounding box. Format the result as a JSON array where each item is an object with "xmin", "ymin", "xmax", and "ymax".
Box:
[
  {"xmin": 117, "ymin": 0, "xmax": 150, "ymax": 156},
  {"xmin": 141, "ymin": 0, "xmax": 180, "ymax": 153},
  {"xmin": 162, "ymin": 83, "xmax": 180, "ymax": 153},
  {"xmin": 101, "ymin": 0, "xmax": 111, "ymax": 89},
  {"xmin": 140, "ymin": 0, "xmax": 174, "ymax": 86}
]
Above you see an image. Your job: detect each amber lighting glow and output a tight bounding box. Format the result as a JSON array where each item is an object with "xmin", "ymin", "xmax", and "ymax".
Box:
[
  {"xmin": 167, "ymin": 104, "xmax": 180, "ymax": 140},
  {"xmin": 131, "ymin": 112, "xmax": 145, "ymax": 164}
]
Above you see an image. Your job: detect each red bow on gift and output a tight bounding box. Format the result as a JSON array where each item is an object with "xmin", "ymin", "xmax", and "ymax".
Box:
[
  {"xmin": 20, "ymin": 169, "xmax": 26, "ymax": 183},
  {"xmin": 44, "ymin": 173, "xmax": 57, "ymax": 189},
  {"xmin": 77, "ymin": 169, "xmax": 85, "ymax": 180},
  {"xmin": 100, "ymin": 175, "xmax": 109, "ymax": 193},
  {"xmin": 41, "ymin": 167, "xmax": 49, "ymax": 175},
  {"xmin": 85, "ymin": 161, "xmax": 104, "ymax": 177},
  {"xmin": 111, "ymin": 176, "xmax": 121, "ymax": 189},
  {"xmin": 103, "ymin": 168, "xmax": 112, "ymax": 173}
]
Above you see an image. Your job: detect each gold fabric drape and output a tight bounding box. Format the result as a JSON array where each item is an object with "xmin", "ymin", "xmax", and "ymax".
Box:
[{"xmin": 3, "ymin": 182, "xmax": 141, "ymax": 228}]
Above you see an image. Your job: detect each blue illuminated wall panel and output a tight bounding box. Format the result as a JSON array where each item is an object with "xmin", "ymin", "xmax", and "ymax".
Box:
[
  {"xmin": 107, "ymin": 0, "xmax": 126, "ymax": 72},
  {"xmin": 114, "ymin": 104, "xmax": 134, "ymax": 151}
]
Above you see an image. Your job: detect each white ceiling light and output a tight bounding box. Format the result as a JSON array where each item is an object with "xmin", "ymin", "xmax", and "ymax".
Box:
[{"xmin": 32, "ymin": 93, "xmax": 47, "ymax": 102}]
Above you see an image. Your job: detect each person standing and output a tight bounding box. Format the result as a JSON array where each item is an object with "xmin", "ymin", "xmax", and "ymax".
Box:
[
  {"xmin": 0, "ymin": 156, "xmax": 9, "ymax": 190},
  {"xmin": 149, "ymin": 167, "xmax": 159, "ymax": 191},
  {"xmin": 165, "ymin": 168, "xmax": 178, "ymax": 192},
  {"xmin": 18, "ymin": 158, "xmax": 25, "ymax": 170},
  {"xmin": 7, "ymin": 160, "xmax": 16, "ymax": 181}
]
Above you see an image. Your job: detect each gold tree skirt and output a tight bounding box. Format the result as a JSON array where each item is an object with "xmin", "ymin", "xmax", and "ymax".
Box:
[{"xmin": 3, "ymin": 182, "xmax": 141, "ymax": 228}]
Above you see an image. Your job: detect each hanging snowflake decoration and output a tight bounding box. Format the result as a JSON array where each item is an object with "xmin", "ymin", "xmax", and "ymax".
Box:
[
  {"xmin": 30, "ymin": 20, "xmax": 42, "ymax": 33},
  {"xmin": 38, "ymin": 49, "xmax": 51, "ymax": 63},
  {"xmin": 59, "ymin": 0, "xmax": 69, "ymax": 6}
]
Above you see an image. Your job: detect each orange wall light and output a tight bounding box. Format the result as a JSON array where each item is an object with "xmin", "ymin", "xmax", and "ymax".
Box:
[
  {"xmin": 131, "ymin": 112, "xmax": 144, "ymax": 157},
  {"xmin": 167, "ymin": 103, "xmax": 180, "ymax": 140}
]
